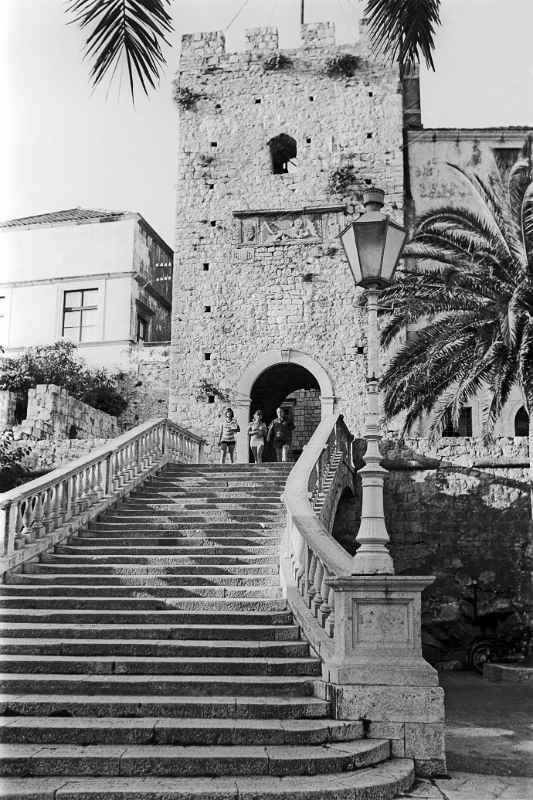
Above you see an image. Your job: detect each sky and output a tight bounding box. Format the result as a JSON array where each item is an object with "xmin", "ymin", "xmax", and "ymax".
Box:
[{"xmin": 0, "ymin": 0, "xmax": 532, "ymax": 246}]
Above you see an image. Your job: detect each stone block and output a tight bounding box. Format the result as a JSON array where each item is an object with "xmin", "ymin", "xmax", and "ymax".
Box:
[
  {"xmin": 405, "ymin": 722, "xmax": 445, "ymax": 761},
  {"xmin": 333, "ymin": 684, "xmax": 445, "ymax": 724}
]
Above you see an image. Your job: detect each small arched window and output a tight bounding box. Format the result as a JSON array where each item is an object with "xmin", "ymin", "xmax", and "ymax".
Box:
[
  {"xmin": 514, "ymin": 406, "xmax": 529, "ymax": 436},
  {"xmin": 268, "ymin": 133, "xmax": 297, "ymax": 174}
]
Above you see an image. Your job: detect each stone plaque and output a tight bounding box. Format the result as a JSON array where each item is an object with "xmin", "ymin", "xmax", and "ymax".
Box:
[
  {"xmin": 353, "ymin": 600, "xmax": 412, "ymax": 645},
  {"xmin": 238, "ymin": 213, "xmax": 322, "ymax": 246}
]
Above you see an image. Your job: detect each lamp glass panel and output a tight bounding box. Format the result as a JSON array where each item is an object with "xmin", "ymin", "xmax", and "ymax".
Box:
[
  {"xmin": 353, "ymin": 220, "xmax": 387, "ymax": 281},
  {"xmin": 381, "ymin": 222, "xmax": 407, "ymax": 281},
  {"xmin": 340, "ymin": 224, "xmax": 362, "ymax": 284}
]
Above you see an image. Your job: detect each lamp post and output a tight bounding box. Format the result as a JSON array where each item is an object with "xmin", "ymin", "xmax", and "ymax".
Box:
[{"xmin": 339, "ymin": 188, "xmax": 407, "ymax": 574}]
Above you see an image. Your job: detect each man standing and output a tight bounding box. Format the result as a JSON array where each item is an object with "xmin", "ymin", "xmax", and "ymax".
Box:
[{"xmin": 267, "ymin": 407, "xmax": 295, "ymax": 462}]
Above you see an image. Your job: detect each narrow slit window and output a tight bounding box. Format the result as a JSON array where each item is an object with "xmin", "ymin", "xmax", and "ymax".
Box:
[
  {"xmin": 203, "ymin": 263, "xmax": 210, "ymax": 271},
  {"xmin": 204, "ymin": 352, "xmax": 211, "ymax": 361}
]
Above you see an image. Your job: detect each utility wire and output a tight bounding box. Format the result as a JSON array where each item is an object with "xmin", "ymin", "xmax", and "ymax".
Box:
[{"xmin": 225, "ymin": 0, "xmax": 251, "ymax": 32}]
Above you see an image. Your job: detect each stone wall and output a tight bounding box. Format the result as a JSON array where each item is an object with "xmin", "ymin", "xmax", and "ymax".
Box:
[
  {"xmin": 118, "ymin": 343, "xmax": 170, "ymax": 429},
  {"xmin": 170, "ymin": 20, "xmax": 404, "ymax": 458},
  {"xmin": 21, "ymin": 437, "xmax": 112, "ymax": 474},
  {"xmin": 17, "ymin": 384, "xmax": 118, "ymax": 440},
  {"xmin": 0, "ymin": 390, "xmax": 17, "ymax": 429},
  {"xmin": 284, "ymin": 388, "xmax": 321, "ymax": 453},
  {"xmin": 333, "ymin": 436, "xmax": 532, "ymax": 668}
]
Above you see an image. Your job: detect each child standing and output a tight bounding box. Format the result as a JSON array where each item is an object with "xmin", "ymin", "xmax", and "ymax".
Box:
[
  {"xmin": 248, "ymin": 410, "xmax": 267, "ymax": 464},
  {"xmin": 218, "ymin": 407, "xmax": 240, "ymax": 464}
]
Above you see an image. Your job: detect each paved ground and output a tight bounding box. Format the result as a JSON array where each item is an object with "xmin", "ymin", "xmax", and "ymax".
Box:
[{"xmin": 402, "ymin": 670, "xmax": 533, "ymax": 800}]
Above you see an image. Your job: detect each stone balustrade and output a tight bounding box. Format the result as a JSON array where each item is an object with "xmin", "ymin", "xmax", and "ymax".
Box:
[
  {"xmin": 281, "ymin": 413, "xmax": 446, "ymax": 776},
  {"xmin": 0, "ymin": 418, "xmax": 205, "ymax": 574}
]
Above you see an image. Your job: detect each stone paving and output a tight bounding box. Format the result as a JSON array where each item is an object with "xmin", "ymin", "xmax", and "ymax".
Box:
[{"xmin": 401, "ymin": 671, "xmax": 533, "ymax": 800}]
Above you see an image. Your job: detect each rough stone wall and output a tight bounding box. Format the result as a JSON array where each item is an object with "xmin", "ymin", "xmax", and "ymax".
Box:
[
  {"xmin": 0, "ymin": 391, "xmax": 17, "ymax": 429},
  {"xmin": 333, "ymin": 435, "xmax": 532, "ymax": 667},
  {"xmin": 171, "ymin": 21, "xmax": 404, "ymax": 457},
  {"xmin": 17, "ymin": 384, "xmax": 118, "ymax": 440},
  {"xmin": 118, "ymin": 344, "xmax": 170, "ymax": 429},
  {"xmin": 21, "ymin": 437, "xmax": 112, "ymax": 473},
  {"xmin": 285, "ymin": 388, "xmax": 321, "ymax": 452}
]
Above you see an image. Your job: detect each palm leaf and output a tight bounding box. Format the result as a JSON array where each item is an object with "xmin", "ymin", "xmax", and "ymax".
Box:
[
  {"xmin": 364, "ymin": 0, "xmax": 441, "ymax": 74},
  {"xmin": 508, "ymin": 134, "xmax": 532, "ymax": 226},
  {"xmin": 66, "ymin": 0, "xmax": 172, "ymax": 100},
  {"xmin": 522, "ymin": 182, "xmax": 533, "ymax": 271}
]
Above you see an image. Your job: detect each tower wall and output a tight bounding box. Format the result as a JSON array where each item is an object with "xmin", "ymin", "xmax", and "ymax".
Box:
[{"xmin": 171, "ymin": 22, "xmax": 404, "ymax": 457}]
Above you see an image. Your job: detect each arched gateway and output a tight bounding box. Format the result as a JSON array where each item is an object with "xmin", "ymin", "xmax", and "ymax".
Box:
[{"xmin": 232, "ymin": 349, "xmax": 336, "ymax": 462}]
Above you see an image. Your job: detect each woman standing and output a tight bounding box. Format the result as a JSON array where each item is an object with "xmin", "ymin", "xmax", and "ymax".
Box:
[{"xmin": 248, "ymin": 410, "xmax": 267, "ymax": 464}]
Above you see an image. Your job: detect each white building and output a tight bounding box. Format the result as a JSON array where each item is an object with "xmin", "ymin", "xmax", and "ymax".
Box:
[{"xmin": 0, "ymin": 208, "xmax": 173, "ymax": 369}]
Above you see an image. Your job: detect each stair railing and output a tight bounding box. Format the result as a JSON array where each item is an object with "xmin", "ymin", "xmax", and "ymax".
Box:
[
  {"xmin": 0, "ymin": 418, "xmax": 205, "ymax": 574},
  {"xmin": 281, "ymin": 413, "xmax": 355, "ymax": 663}
]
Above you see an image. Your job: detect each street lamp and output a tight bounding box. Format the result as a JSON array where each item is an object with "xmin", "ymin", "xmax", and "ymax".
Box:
[{"xmin": 339, "ymin": 188, "xmax": 407, "ymax": 574}]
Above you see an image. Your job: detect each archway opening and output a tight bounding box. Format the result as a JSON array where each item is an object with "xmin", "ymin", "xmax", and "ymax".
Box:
[
  {"xmin": 250, "ymin": 363, "xmax": 320, "ymax": 461},
  {"xmin": 514, "ymin": 406, "xmax": 529, "ymax": 437}
]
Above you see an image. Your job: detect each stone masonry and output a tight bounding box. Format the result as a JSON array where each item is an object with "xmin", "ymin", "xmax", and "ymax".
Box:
[
  {"xmin": 17, "ymin": 384, "xmax": 118, "ymax": 440},
  {"xmin": 170, "ymin": 21, "xmax": 404, "ymax": 459}
]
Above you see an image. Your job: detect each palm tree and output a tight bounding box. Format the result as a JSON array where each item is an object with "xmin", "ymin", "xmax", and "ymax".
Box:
[
  {"xmin": 66, "ymin": 0, "xmax": 172, "ymax": 101},
  {"xmin": 380, "ymin": 136, "xmax": 533, "ymax": 444},
  {"xmin": 364, "ymin": 0, "xmax": 441, "ymax": 76}
]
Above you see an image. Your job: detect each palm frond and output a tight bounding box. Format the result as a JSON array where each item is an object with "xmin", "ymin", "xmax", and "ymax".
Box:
[
  {"xmin": 364, "ymin": 0, "xmax": 441, "ymax": 74},
  {"xmin": 66, "ymin": 0, "xmax": 172, "ymax": 100},
  {"xmin": 508, "ymin": 134, "xmax": 532, "ymax": 226},
  {"xmin": 522, "ymin": 182, "xmax": 533, "ymax": 271}
]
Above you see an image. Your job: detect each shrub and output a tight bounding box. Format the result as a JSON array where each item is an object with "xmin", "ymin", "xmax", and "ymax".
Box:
[
  {"xmin": 328, "ymin": 165, "xmax": 358, "ymax": 195},
  {"xmin": 173, "ymin": 84, "xmax": 202, "ymax": 110},
  {"xmin": 0, "ymin": 342, "xmax": 127, "ymax": 417},
  {"xmin": 263, "ymin": 53, "xmax": 293, "ymax": 72},
  {"xmin": 325, "ymin": 54, "xmax": 361, "ymax": 78},
  {"xmin": 195, "ymin": 379, "xmax": 230, "ymax": 403},
  {"xmin": 0, "ymin": 429, "xmax": 33, "ymax": 491}
]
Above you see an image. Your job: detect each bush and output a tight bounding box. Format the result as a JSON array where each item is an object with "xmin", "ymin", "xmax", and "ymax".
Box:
[
  {"xmin": 0, "ymin": 429, "xmax": 33, "ymax": 491},
  {"xmin": 0, "ymin": 342, "xmax": 127, "ymax": 417},
  {"xmin": 173, "ymin": 84, "xmax": 203, "ymax": 110},
  {"xmin": 325, "ymin": 54, "xmax": 361, "ymax": 78},
  {"xmin": 328, "ymin": 165, "xmax": 358, "ymax": 195},
  {"xmin": 263, "ymin": 53, "xmax": 293, "ymax": 72}
]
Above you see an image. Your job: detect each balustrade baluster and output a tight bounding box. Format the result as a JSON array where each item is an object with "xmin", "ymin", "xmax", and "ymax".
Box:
[
  {"xmin": 306, "ymin": 552, "xmax": 317, "ymax": 609},
  {"xmin": 325, "ymin": 587, "xmax": 335, "ymax": 637},
  {"xmin": 311, "ymin": 559, "xmax": 324, "ymax": 617},
  {"xmin": 318, "ymin": 566, "xmax": 332, "ymax": 628}
]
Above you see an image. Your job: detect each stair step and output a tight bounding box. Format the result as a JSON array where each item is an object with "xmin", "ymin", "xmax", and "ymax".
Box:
[
  {"xmin": 0, "ymin": 739, "xmax": 389, "ymax": 777},
  {"xmin": 0, "ymin": 638, "xmax": 310, "ymax": 658},
  {"xmin": 0, "ymin": 600, "xmax": 288, "ymax": 618},
  {"xmin": 74, "ymin": 534, "xmax": 279, "ymax": 544},
  {"xmin": 55, "ymin": 545, "xmax": 279, "ymax": 556},
  {"xmin": 0, "ymin": 590, "xmax": 282, "ymax": 606},
  {"xmin": 0, "ymin": 655, "xmax": 320, "ymax": 677},
  {"xmin": 22, "ymin": 564, "xmax": 278, "ymax": 576},
  {"xmin": 0, "ymin": 716, "xmax": 360, "ymax": 745},
  {"xmin": 37, "ymin": 554, "xmax": 278, "ymax": 565},
  {"xmin": 0, "ymin": 761, "xmax": 413, "ymax": 800},
  {"xmin": 2, "ymin": 576, "xmax": 279, "ymax": 589},
  {"xmin": 0, "ymin": 673, "xmax": 316, "ymax": 697},
  {"xmin": 0, "ymin": 694, "xmax": 331, "ymax": 719}
]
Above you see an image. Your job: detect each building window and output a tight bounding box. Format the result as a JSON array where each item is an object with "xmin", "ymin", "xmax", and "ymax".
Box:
[
  {"xmin": 62, "ymin": 289, "xmax": 98, "ymax": 343},
  {"xmin": 137, "ymin": 316, "xmax": 149, "ymax": 342},
  {"xmin": 514, "ymin": 406, "xmax": 529, "ymax": 436},
  {"xmin": 442, "ymin": 407, "xmax": 473, "ymax": 437},
  {"xmin": 268, "ymin": 133, "xmax": 297, "ymax": 174}
]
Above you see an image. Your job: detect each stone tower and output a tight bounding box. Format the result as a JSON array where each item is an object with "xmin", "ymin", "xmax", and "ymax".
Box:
[{"xmin": 170, "ymin": 20, "xmax": 404, "ymax": 460}]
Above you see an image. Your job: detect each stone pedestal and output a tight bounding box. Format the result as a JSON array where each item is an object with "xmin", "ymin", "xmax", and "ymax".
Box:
[{"xmin": 320, "ymin": 575, "xmax": 446, "ymax": 776}]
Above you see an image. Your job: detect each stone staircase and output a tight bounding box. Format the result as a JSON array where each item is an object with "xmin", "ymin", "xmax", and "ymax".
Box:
[{"xmin": 0, "ymin": 462, "xmax": 414, "ymax": 798}]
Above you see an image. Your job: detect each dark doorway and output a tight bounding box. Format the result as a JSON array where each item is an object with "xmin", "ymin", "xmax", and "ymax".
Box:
[{"xmin": 250, "ymin": 363, "xmax": 320, "ymax": 461}]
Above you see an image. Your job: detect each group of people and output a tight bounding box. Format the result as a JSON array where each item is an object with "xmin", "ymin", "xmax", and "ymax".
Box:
[{"xmin": 218, "ymin": 406, "xmax": 295, "ymax": 464}]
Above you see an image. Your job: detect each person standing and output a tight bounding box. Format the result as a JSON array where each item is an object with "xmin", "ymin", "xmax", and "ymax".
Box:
[
  {"xmin": 267, "ymin": 407, "xmax": 294, "ymax": 462},
  {"xmin": 248, "ymin": 410, "xmax": 267, "ymax": 464},
  {"xmin": 218, "ymin": 407, "xmax": 240, "ymax": 464}
]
